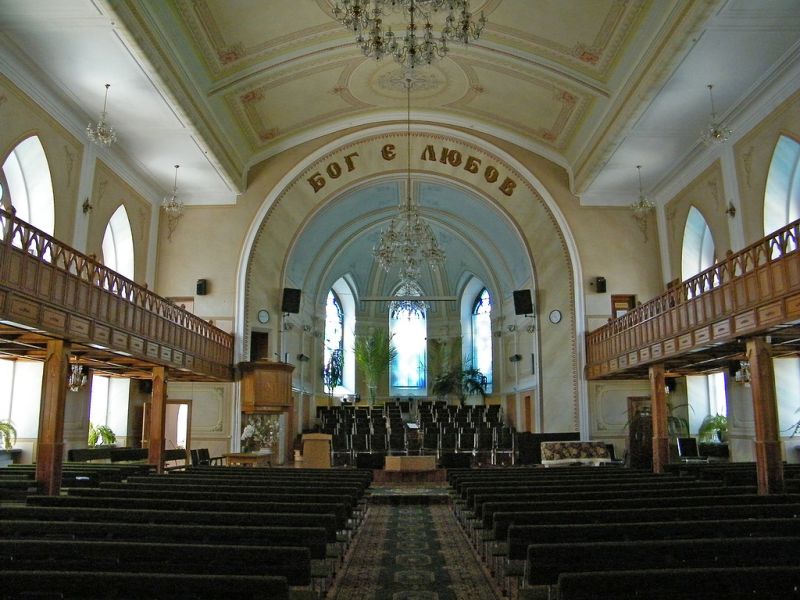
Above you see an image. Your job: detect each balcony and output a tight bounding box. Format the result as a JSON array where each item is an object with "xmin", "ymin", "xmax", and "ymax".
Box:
[
  {"xmin": 586, "ymin": 219, "xmax": 800, "ymax": 380},
  {"xmin": 0, "ymin": 208, "xmax": 233, "ymax": 381}
]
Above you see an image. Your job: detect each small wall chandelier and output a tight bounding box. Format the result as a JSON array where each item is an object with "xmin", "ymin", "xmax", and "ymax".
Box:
[
  {"xmin": 630, "ymin": 165, "xmax": 655, "ymax": 242},
  {"xmin": 162, "ymin": 165, "xmax": 183, "ymax": 241},
  {"xmin": 86, "ymin": 84, "xmax": 118, "ymax": 146},
  {"xmin": 373, "ymin": 75, "xmax": 445, "ymax": 286},
  {"xmin": 333, "ymin": 0, "xmax": 486, "ymax": 71},
  {"xmin": 700, "ymin": 84, "xmax": 732, "ymax": 145}
]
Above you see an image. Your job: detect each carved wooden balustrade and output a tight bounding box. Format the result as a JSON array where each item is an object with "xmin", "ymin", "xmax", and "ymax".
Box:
[
  {"xmin": 0, "ymin": 208, "xmax": 233, "ymax": 380},
  {"xmin": 586, "ymin": 219, "xmax": 800, "ymax": 379}
]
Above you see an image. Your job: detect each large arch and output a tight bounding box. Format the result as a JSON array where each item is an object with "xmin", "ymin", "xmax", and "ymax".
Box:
[{"xmin": 236, "ymin": 125, "xmax": 586, "ymax": 434}]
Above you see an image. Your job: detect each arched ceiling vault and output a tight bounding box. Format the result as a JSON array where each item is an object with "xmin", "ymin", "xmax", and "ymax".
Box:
[
  {"xmin": 285, "ymin": 176, "xmax": 531, "ymax": 316},
  {"xmin": 6, "ymin": 1, "xmax": 796, "ymax": 211}
]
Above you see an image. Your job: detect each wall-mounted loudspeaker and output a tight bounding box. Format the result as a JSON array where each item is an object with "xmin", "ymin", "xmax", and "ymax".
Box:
[
  {"xmin": 196, "ymin": 279, "xmax": 208, "ymax": 296},
  {"xmin": 513, "ymin": 289, "xmax": 533, "ymax": 315},
  {"xmin": 595, "ymin": 276, "xmax": 607, "ymax": 293},
  {"xmin": 281, "ymin": 288, "xmax": 302, "ymax": 314}
]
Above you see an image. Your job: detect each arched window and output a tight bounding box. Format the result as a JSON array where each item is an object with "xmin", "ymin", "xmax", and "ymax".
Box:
[
  {"xmin": 681, "ymin": 206, "xmax": 715, "ymax": 281},
  {"xmin": 324, "ymin": 290, "xmax": 344, "ymax": 393},
  {"xmin": 764, "ymin": 135, "xmax": 800, "ymax": 236},
  {"xmin": 1, "ymin": 136, "xmax": 55, "ymax": 235},
  {"xmin": 102, "ymin": 205, "xmax": 135, "ymax": 280},
  {"xmin": 390, "ymin": 302, "xmax": 427, "ymax": 395},
  {"xmin": 472, "ymin": 288, "xmax": 493, "ymax": 392}
]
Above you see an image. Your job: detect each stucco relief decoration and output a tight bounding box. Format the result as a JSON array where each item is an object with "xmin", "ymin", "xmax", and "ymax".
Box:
[
  {"xmin": 331, "ymin": 85, "xmax": 347, "ymax": 95},
  {"xmin": 471, "ymin": 84, "xmax": 485, "ymax": 94},
  {"xmin": 64, "ymin": 146, "xmax": 75, "ymax": 189},
  {"xmin": 574, "ymin": 44, "xmax": 600, "ymax": 65},
  {"xmin": 218, "ymin": 43, "xmax": 244, "ymax": 65},
  {"xmin": 137, "ymin": 207, "xmax": 147, "ymax": 241},
  {"xmin": 0, "ymin": 94, "xmax": 7, "ymax": 108},
  {"xmin": 96, "ymin": 179, "xmax": 108, "ymax": 207},
  {"xmin": 707, "ymin": 179, "xmax": 720, "ymax": 209},
  {"xmin": 742, "ymin": 146, "xmax": 754, "ymax": 188},
  {"xmin": 241, "ymin": 89, "xmax": 264, "ymax": 104},
  {"xmin": 376, "ymin": 70, "xmax": 441, "ymax": 93},
  {"xmin": 665, "ymin": 205, "xmax": 677, "ymax": 239},
  {"xmin": 259, "ymin": 128, "xmax": 279, "ymax": 141}
]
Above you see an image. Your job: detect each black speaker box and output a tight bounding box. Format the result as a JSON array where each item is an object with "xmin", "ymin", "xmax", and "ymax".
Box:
[
  {"xmin": 196, "ymin": 279, "xmax": 207, "ymax": 296},
  {"xmin": 513, "ymin": 289, "xmax": 533, "ymax": 315},
  {"xmin": 595, "ymin": 276, "xmax": 607, "ymax": 293},
  {"xmin": 281, "ymin": 288, "xmax": 301, "ymax": 313}
]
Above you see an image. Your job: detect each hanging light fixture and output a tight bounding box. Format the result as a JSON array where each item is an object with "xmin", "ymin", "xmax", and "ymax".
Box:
[
  {"xmin": 68, "ymin": 363, "xmax": 88, "ymax": 392},
  {"xmin": 374, "ymin": 74, "xmax": 445, "ymax": 291},
  {"xmin": 700, "ymin": 84, "xmax": 732, "ymax": 145},
  {"xmin": 86, "ymin": 83, "xmax": 118, "ymax": 146},
  {"xmin": 333, "ymin": 0, "xmax": 486, "ymax": 71},
  {"xmin": 630, "ymin": 165, "xmax": 655, "ymax": 242},
  {"xmin": 162, "ymin": 165, "xmax": 183, "ymax": 241}
]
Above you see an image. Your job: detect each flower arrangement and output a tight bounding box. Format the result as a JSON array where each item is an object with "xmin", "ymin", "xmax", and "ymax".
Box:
[{"xmin": 241, "ymin": 414, "xmax": 279, "ymax": 453}]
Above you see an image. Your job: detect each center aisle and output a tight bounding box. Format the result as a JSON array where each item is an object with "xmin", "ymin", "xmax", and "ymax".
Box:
[{"xmin": 329, "ymin": 504, "xmax": 502, "ymax": 599}]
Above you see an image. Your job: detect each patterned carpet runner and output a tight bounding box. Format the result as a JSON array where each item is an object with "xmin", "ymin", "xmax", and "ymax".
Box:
[{"xmin": 329, "ymin": 505, "xmax": 502, "ymax": 600}]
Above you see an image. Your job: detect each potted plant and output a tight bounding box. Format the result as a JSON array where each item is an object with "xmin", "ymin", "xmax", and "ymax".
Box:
[
  {"xmin": 698, "ymin": 413, "xmax": 728, "ymax": 443},
  {"xmin": 431, "ymin": 363, "xmax": 488, "ymax": 406},
  {"xmin": 322, "ymin": 348, "xmax": 344, "ymax": 404},
  {"xmin": 0, "ymin": 419, "xmax": 17, "ymax": 450},
  {"xmin": 88, "ymin": 422, "xmax": 117, "ymax": 447},
  {"xmin": 353, "ymin": 329, "xmax": 397, "ymax": 407}
]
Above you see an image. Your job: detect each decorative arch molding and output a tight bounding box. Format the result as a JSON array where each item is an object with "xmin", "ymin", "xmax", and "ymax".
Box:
[{"xmin": 236, "ymin": 124, "xmax": 587, "ymax": 433}]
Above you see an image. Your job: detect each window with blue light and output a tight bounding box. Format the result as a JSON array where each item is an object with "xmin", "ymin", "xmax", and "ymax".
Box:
[
  {"xmin": 764, "ymin": 134, "xmax": 800, "ymax": 237},
  {"xmin": 390, "ymin": 305, "xmax": 427, "ymax": 393},
  {"xmin": 471, "ymin": 288, "xmax": 493, "ymax": 391}
]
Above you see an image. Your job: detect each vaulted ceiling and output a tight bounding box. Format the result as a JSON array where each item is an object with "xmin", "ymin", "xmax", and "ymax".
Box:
[{"xmin": 1, "ymin": 0, "xmax": 799, "ymax": 209}]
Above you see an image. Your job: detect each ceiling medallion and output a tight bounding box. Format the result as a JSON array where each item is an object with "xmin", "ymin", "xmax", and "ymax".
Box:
[
  {"xmin": 333, "ymin": 0, "xmax": 486, "ymax": 71},
  {"xmin": 376, "ymin": 68, "xmax": 441, "ymax": 93}
]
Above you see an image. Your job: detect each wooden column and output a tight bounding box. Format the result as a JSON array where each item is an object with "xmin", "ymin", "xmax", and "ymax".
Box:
[
  {"xmin": 649, "ymin": 363, "xmax": 669, "ymax": 474},
  {"xmin": 147, "ymin": 366, "xmax": 167, "ymax": 474},
  {"xmin": 747, "ymin": 337, "xmax": 784, "ymax": 494},
  {"xmin": 36, "ymin": 340, "xmax": 70, "ymax": 495}
]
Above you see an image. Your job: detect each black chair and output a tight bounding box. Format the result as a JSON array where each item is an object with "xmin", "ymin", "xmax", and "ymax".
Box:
[
  {"xmin": 421, "ymin": 429, "xmax": 439, "ymax": 455},
  {"xmin": 389, "ymin": 432, "xmax": 406, "ymax": 455},
  {"xmin": 369, "ymin": 433, "xmax": 387, "ymax": 454}
]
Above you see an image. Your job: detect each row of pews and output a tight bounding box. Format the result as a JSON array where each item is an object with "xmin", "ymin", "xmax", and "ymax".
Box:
[
  {"xmin": 0, "ymin": 465, "xmax": 373, "ymax": 599},
  {"xmin": 448, "ymin": 464, "xmax": 800, "ymax": 599}
]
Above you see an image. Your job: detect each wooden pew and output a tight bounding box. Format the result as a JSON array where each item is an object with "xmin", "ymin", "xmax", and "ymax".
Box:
[
  {"xmin": 0, "ymin": 570, "xmax": 290, "ymax": 600},
  {"xmin": 524, "ymin": 536, "xmax": 800, "ymax": 590},
  {"xmin": 0, "ymin": 539, "xmax": 312, "ymax": 587},
  {"xmin": 556, "ymin": 566, "xmax": 800, "ymax": 600}
]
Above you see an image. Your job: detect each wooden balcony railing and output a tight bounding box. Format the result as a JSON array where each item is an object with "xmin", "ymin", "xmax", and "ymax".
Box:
[
  {"xmin": 0, "ymin": 208, "xmax": 233, "ymax": 380},
  {"xmin": 586, "ymin": 219, "xmax": 800, "ymax": 379}
]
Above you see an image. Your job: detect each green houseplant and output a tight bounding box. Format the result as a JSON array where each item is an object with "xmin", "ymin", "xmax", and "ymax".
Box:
[
  {"xmin": 0, "ymin": 419, "xmax": 17, "ymax": 450},
  {"xmin": 698, "ymin": 413, "xmax": 728, "ymax": 443},
  {"xmin": 322, "ymin": 348, "xmax": 344, "ymax": 404},
  {"xmin": 353, "ymin": 329, "xmax": 397, "ymax": 407},
  {"xmin": 431, "ymin": 364, "xmax": 488, "ymax": 406},
  {"xmin": 88, "ymin": 422, "xmax": 116, "ymax": 447}
]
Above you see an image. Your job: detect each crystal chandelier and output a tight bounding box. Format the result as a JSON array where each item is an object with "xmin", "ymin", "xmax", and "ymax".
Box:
[
  {"xmin": 333, "ymin": 0, "xmax": 486, "ymax": 71},
  {"xmin": 630, "ymin": 165, "xmax": 655, "ymax": 242},
  {"xmin": 86, "ymin": 83, "xmax": 117, "ymax": 146},
  {"xmin": 162, "ymin": 165, "xmax": 183, "ymax": 241},
  {"xmin": 68, "ymin": 364, "xmax": 88, "ymax": 392},
  {"xmin": 700, "ymin": 84, "xmax": 732, "ymax": 145},
  {"xmin": 373, "ymin": 75, "xmax": 445, "ymax": 290}
]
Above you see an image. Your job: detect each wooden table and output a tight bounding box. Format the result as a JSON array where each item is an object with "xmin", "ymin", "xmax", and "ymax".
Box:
[{"xmin": 224, "ymin": 451, "xmax": 272, "ymax": 467}]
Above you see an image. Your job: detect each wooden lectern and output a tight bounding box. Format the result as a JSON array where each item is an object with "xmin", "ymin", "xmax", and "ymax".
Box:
[{"xmin": 302, "ymin": 433, "xmax": 332, "ymax": 468}]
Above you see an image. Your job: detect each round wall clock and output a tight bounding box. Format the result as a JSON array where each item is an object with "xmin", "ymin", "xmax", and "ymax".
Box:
[
  {"xmin": 548, "ymin": 309, "xmax": 562, "ymax": 324},
  {"xmin": 257, "ymin": 309, "xmax": 270, "ymax": 324}
]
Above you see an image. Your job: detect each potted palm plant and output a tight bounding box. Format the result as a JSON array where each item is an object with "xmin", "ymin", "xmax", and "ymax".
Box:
[
  {"xmin": 88, "ymin": 422, "xmax": 117, "ymax": 447},
  {"xmin": 431, "ymin": 364, "xmax": 488, "ymax": 406},
  {"xmin": 0, "ymin": 419, "xmax": 18, "ymax": 466},
  {"xmin": 698, "ymin": 413, "xmax": 728, "ymax": 443},
  {"xmin": 353, "ymin": 329, "xmax": 397, "ymax": 407}
]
